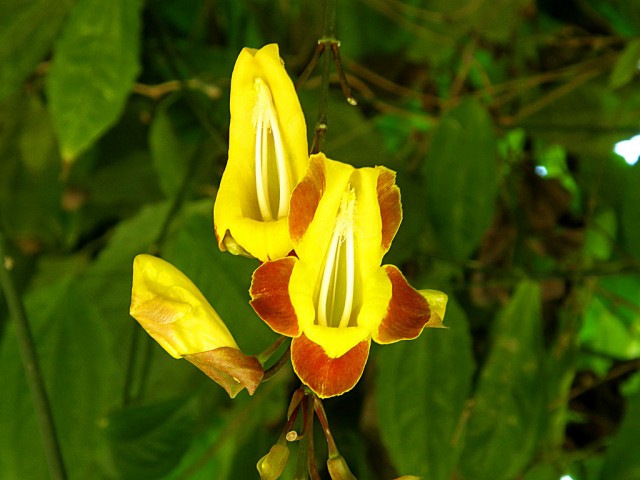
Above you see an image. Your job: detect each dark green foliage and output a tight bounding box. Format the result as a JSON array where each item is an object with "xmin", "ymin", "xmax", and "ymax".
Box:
[{"xmin": 1, "ymin": 0, "xmax": 639, "ymax": 478}]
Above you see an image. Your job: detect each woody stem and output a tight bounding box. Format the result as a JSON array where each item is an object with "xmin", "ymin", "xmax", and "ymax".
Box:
[
  {"xmin": 0, "ymin": 233, "xmax": 67, "ymax": 480},
  {"xmin": 311, "ymin": 0, "xmax": 337, "ymax": 154}
]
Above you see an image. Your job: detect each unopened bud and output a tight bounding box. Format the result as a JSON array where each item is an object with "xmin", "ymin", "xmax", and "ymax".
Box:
[
  {"xmin": 257, "ymin": 443, "xmax": 289, "ymax": 480},
  {"xmin": 327, "ymin": 454, "xmax": 356, "ymax": 480},
  {"xmin": 130, "ymin": 254, "xmax": 264, "ymax": 397}
]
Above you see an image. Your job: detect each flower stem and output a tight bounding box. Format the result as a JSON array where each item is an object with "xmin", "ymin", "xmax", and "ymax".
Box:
[
  {"xmin": 311, "ymin": 0, "xmax": 337, "ymax": 154},
  {"xmin": 257, "ymin": 335, "xmax": 288, "ymax": 364},
  {"xmin": 305, "ymin": 394, "xmax": 321, "ymax": 480},
  {"xmin": 0, "ymin": 232, "xmax": 67, "ymax": 480},
  {"xmin": 262, "ymin": 342, "xmax": 292, "ymax": 382},
  {"xmin": 310, "ymin": 0, "xmax": 356, "ymax": 154},
  {"xmin": 314, "ymin": 397, "xmax": 339, "ymax": 457}
]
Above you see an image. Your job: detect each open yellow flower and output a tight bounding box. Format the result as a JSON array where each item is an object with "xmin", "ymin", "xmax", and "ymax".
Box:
[
  {"xmin": 214, "ymin": 44, "xmax": 308, "ymax": 262},
  {"xmin": 130, "ymin": 254, "xmax": 263, "ymax": 397},
  {"xmin": 250, "ymin": 154, "xmax": 447, "ymax": 398}
]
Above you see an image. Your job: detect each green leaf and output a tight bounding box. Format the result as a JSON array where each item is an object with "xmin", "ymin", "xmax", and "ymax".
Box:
[
  {"xmin": 0, "ymin": 277, "xmax": 117, "ymax": 478},
  {"xmin": 149, "ymin": 99, "xmax": 192, "ymax": 197},
  {"xmin": 104, "ymin": 397, "xmax": 196, "ymax": 480},
  {"xmin": 610, "ymin": 38, "xmax": 640, "ymax": 89},
  {"xmin": 600, "ymin": 393, "xmax": 640, "ymax": 480},
  {"xmin": 423, "ymin": 98, "xmax": 498, "ymax": 262},
  {"xmin": 81, "ymin": 201, "xmax": 170, "ymax": 353},
  {"xmin": 583, "ymin": 208, "xmax": 617, "ymax": 264},
  {"xmin": 0, "ymin": 0, "xmax": 72, "ymax": 101},
  {"xmin": 18, "ymin": 93, "xmax": 58, "ymax": 173},
  {"xmin": 459, "ymin": 281, "xmax": 545, "ymax": 480},
  {"xmin": 377, "ymin": 296, "xmax": 474, "ymax": 479},
  {"xmin": 580, "ymin": 275, "xmax": 640, "ymax": 360},
  {"xmin": 46, "ymin": 0, "xmax": 143, "ymax": 161},
  {"xmin": 0, "ymin": 93, "xmax": 65, "ymax": 247}
]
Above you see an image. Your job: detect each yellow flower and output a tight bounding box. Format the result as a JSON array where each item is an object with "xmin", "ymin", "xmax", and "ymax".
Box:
[
  {"xmin": 130, "ymin": 254, "xmax": 263, "ymax": 397},
  {"xmin": 250, "ymin": 154, "xmax": 447, "ymax": 398},
  {"xmin": 214, "ymin": 44, "xmax": 308, "ymax": 262}
]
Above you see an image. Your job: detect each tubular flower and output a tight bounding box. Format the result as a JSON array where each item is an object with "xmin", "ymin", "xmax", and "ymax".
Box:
[
  {"xmin": 250, "ymin": 153, "xmax": 447, "ymax": 398},
  {"xmin": 130, "ymin": 254, "xmax": 263, "ymax": 397},
  {"xmin": 214, "ymin": 44, "xmax": 308, "ymax": 262}
]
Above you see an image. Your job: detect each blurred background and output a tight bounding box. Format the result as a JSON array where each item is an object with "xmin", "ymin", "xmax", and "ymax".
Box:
[{"xmin": 1, "ymin": 0, "xmax": 640, "ymax": 479}]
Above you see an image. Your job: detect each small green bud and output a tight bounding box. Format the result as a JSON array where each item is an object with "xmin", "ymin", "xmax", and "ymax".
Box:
[
  {"xmin": 327, "ymin": 454, "xmax": 356, "ymax": 480},
  {"xmin": 257, "ymin": 443, "xmax": 289, "ymax": 480}
]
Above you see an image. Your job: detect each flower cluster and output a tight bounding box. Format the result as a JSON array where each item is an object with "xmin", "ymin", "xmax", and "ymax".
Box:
[{"xmin": 129, "ymin": 44, "xmax": 447, "ymax": 400}]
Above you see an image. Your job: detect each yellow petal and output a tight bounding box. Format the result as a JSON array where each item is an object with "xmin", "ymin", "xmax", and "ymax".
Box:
[
  {"xmin": 214, "ymin": 44, "xmax": 308, "ymax": 262},
  {"xmin": 130, "ymin": 254, "xmax": 238, "ymax": 358},
  {"xmin": 288, "ymin": 153, "xmax": 401, "ymax": 337},
  {"xmin": 303, "ymin": 324, "xmax": 370, "ymax": 359}
]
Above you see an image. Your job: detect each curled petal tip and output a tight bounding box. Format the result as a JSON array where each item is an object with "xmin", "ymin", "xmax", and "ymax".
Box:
[
  {"xmin": 420, "ymin": 289, "xmax": 448, "ymax": 327},
  {"xmin": 185, "ymin": 347, "xmax": 264, "ymax": 398}
]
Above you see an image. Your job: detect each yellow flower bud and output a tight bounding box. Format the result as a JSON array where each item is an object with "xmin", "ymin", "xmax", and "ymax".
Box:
[{"xmin": 130, "ymin": 254, "xmax": 238, "ymax": 358}]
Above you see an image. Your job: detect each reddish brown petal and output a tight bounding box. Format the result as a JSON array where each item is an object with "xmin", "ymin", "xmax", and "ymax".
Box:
[
  {"xmin": 250, "ymin": 257, "xmax": 300, "ymax": 337},
  {"xmin": 289, "ymin": 155, "xmax": 325, "ymax": 243},
  {"xmin": 377, "ymin": 168, "xmax": 402, "ymax": 252},
  {"xmin": 376, "ymin": 265, "xmax": 434, "ymax": 343},
  {"xmin": 184, "ymin": 347, "xmax": 264, "ymax": 398},
  {"xmin": 291, "ymin": 333, "xmax": 370, "ymax": 398}
]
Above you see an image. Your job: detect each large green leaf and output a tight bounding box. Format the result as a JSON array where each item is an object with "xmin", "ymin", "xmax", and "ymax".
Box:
[
  {"xmin": 459, "ymin": 281, "xmax": 545, "ymax": 480},
  {"xmin": 149, "ymin": 99, "xmax": 193, "ymax": 198},
  {"xmin": 104, "ymin": 397, "xmax": 196, "ymax": 480},
  {"xmin": 80, "ymin": 201, "xmax": 171, "ymax": 391},
  {"xmin": 0, "ymin": 0, "xmax": 72, "ymax": 101},
  {"xmin": 423, "ymin": 98, "xmax": 498, "ymax": 262},
  {"xmin": 600, "ymin": 393, "xmax": 640, "ymax": 480},
  {"xmin": 377, "ymin": 296, "xmax": 474, "ymax": 479},
  {"xmin": 46, "ymin": 0, "xmax": 143, "ymax": 161},
  {"xmin": 0, "ymin": 277, "xmax": 117, "ymax": 478}
]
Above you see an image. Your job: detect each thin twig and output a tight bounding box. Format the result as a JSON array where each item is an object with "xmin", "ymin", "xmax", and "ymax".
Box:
[
  {"xmin": 0, "ymin": 232, "xmax": 67, "ymax": 480},
  {"xmin": 257, "ymin": 335, "xmax": 288, "ymax": 364},
  {"xmin": 262, "ymin": 343, "xmax": 292, "ymax": 382}
]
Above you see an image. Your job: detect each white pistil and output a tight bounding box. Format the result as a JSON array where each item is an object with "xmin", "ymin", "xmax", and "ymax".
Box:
[
  {"xmin": 317, "ymin": 187, "xmax": 356, "ymax": 328},
  {"xmin": 253, "ymin": 78, "xmax": 290, "ymax": 221}
]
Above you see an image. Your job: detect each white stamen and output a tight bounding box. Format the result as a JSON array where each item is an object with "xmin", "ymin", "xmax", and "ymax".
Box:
[
  {"xmin": 252, "ymin": 78, "xmax": 290, "ymax": 221},
  {"xmin": 266, "ymin": 106, "xmax": 290, "ymax": 219},
  {"xmin": 254, "ymin": 113, "xmax": 273, "ymax": 221},
  {"xmin": 317, "ymin": 187, "xmax": 356, "ymax": 328},
  {"xmin": 317, "ymin": 227, "xmax": 341, "ymax": 327},
  {"xmin": 338, "ymin": 224, "xmax": 355, "ymax": 328}
]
